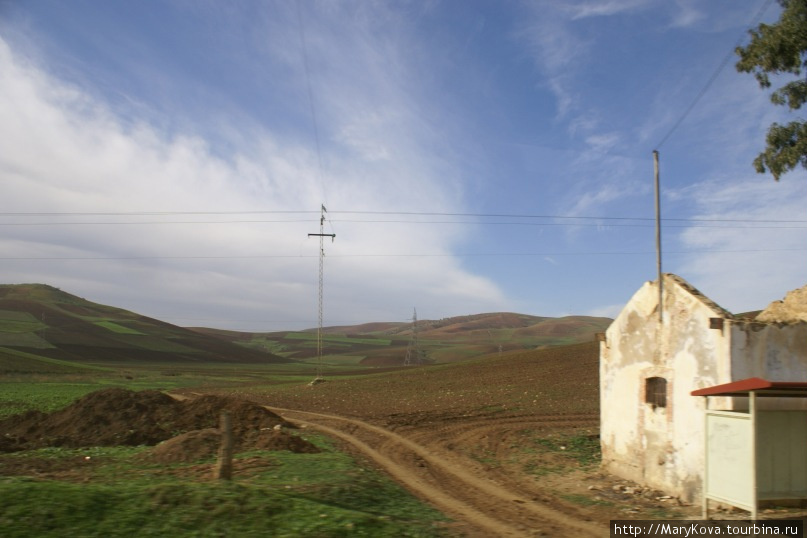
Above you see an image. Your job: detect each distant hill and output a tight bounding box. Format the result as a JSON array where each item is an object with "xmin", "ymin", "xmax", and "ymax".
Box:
[
  {"xmin": 192, "ymin": 312, "xmax": 612, "ymax": 367},
  {"xmin": 0, "ymin": 284, "xmax": 288, "ymax": 372}
]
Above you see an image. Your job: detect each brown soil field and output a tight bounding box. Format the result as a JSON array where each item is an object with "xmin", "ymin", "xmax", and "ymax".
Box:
[
  {"xmin": 177, "ymin": 342, "xmax": 712, "ymax": 536},
  {"xmin": 3, "ymin": 343, "xmax": 796, "ymax": 536}
]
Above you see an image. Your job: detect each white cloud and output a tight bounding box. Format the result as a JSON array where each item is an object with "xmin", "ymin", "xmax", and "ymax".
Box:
[
  {"xmin": 0, "ymin": 34, "xmax": 509, "ymax": 329},
  {"xmin": 668, "ymin": 2, "xmax": 704, "ymax": 29},
  {"xmin": 672, "ymin": 174, "xmax": 807, "ymax": 314},
  {"xmin": 565, "ymin": 0, "xmax": 650, "ymax": 20}
]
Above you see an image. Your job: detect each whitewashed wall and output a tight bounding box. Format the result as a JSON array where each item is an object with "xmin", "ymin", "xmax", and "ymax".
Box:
[{"xmin": 600, "ymin": 274, "xmax": 732, "ymax": 502}]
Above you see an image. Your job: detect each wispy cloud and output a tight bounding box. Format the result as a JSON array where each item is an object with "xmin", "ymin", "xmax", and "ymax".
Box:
[
  {"xmin": 0, "ymin": 29, "xmax": 509, "ymax": 329},
  {"xmin": 565, "ymin": 0, "xmax": 650, "ymax": 20},
  {"xmin": 668, "ymin": 0, "xmax": 705, "ymax": 29},
  {"xmin": 671, "ymin": 174, "xmax": 807, "ymax": 313}
]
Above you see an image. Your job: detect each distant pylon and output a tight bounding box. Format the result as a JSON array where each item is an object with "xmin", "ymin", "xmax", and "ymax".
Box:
[
  {"xmin": 308, "ymin": 204, "xmax": 335, "ymax": 382},
  {"xmin": 404, "ymin": 308, "xmax": 420, "ymax": 366}
]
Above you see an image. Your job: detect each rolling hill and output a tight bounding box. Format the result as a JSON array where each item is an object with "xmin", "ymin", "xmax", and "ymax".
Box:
[
  {"xmin": 0, "ymin": 283, "xmax": 288, "ymax": 372},
  {"xmin": 192, "ymin": 312, "xmax": 612, "ymax": 367},
  {"xmin": 0, "ymin": 283, "xmax": 612, "ymax": 372}
]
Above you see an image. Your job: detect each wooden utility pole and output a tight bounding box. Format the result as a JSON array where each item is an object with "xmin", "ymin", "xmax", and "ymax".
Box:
[
  {"xmin": 215, "ymin": 410, "xmax": 233, "ymax": 480},
  {"xmin": 653, "ymin": 150, "xmax": 663, "ymax": 322}
]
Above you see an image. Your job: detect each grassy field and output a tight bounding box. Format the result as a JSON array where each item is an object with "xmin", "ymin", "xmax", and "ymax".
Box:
[
  {"xmin": 0, "ymin": 359, "xmax": 382, "ymax": 419},
  {"xmin": 0, "ymin": 321, "xmax": 605, "ymax": 536},
  {"xmin": 0, "ymin": 363, "xmax": 451, "ymax": 537},
  {"xmin": 0, "ymin": 437, "xmax": 448, "ymax": 537}
]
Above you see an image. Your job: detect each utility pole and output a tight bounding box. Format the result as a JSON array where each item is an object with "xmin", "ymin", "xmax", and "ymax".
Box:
[
  {"xmin": 308, "ymin": 204, "xmax": 335, "ymax": 382},
  {"xmin": 653, "ymin": 150, "xmax": 663, "ymax": 323}
]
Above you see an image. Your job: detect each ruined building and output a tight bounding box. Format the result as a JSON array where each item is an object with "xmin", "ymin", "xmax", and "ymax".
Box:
[{"xmin": 599, "ymin": 274, "xmax": 807, "ymax": 502}]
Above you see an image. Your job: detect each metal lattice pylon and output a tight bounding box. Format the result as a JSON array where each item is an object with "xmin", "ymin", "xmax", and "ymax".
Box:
[
  {"xmin": 308, "ymin": 205, "xmax": 335, "ymax": 382},
  {"xmin": 404, "ymin": 308, "xmax": 420, "ymax": 366}
]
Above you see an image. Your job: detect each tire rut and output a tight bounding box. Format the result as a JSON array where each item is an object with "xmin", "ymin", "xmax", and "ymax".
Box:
[{"xmin": 270, "ymin": 406, "xmax": 608, "ymax": 538}]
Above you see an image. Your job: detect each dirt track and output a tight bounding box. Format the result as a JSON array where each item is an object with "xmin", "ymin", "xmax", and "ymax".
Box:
[{"xmin": 269, "ymin": 406, "xmax": 609, "ymax": 537}]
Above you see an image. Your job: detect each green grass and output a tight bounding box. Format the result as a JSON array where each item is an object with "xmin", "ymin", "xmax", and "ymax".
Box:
[
  {"xmin": 0, "ymin": 360, "xmax": 383, "ymax": 419},
  {"xmin": 0, "ymin": 333, "xmax": 53, "ymax": 348},
  {"xmin": 0, "ymin": 382, "xmax": 101, "ymax": 418},
  {"xmin": 518, "ymin": 431, "xmax": 601, "ymax": 479},
  {"xmin": 0, "ymin": 369, "xmax": 212, "ymax": 419},
  {"xmin": 0, "ymin": 348, "xmax": 106, "ymax": 375},
  {"xmin": 313, "ymin": 355, "xmax": 367, "ymax": 366},
  {"xmin": 284, "ymin": 332, "xmax": 392, "ymax": 346},
  {"xmin": 0, "ymin": 320, "xmax": 47, "ymax": 333},
  {"xmin": 0, "ymin": 310, "xmax": 40, "ymax": 322},
  {"xmin": 533, "ymin": 433, "xmax": 601, "ymax": 467},
  {"xmin": 0, "ymin": 436, "xmax": 449, "ymax": 537},
  {"xmin": 0, "ymin": 382, "xmax": 118, "ymax": 418},
  {"xmin": 93, "ymin": 321, "xmax": 145, "ymax": 335}
]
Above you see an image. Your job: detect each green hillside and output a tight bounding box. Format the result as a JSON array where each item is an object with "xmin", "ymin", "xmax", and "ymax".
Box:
[
  {"xmin": 0, "ymin": 284, "xmax": 288, "ymax": 372},
  {"xmin": 192, "ymin": 312, "xmax": 612, "ymax": 367}
]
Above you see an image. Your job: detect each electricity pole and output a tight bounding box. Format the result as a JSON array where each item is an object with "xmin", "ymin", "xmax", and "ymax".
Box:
[
  {"xmin": 308, "ymin": 204, "xmax": 335, "ymax": 382},
  {"xmin": 654, "ymin": 150, "xmax": 663, "ymax": 323},
  {"xmin": 404, "ymin": 308, "xmax": 420, "ymax": 366}
]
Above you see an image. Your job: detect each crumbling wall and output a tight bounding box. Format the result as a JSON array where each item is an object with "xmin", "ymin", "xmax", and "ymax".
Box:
[
  {"xmin": 600, "ymin": 274, "xmax": 731, "ymax": 503},
  {"xmin": 756, "ymin": 285, "xmax": 807, "ymax": 323}
]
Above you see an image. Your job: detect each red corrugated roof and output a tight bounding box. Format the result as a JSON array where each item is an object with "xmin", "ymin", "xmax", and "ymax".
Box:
[{"xmin": 691, "ymin": 377, "xmax": 807, "ymax": 397}]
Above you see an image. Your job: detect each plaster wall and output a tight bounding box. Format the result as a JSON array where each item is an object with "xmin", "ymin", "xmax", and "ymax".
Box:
[
  {"xmin": 600, "ymin": 281, "xmax": 657, "ymax": 484},
  {"xmin": 728, "ymin": 320, "xmax": 807, "ymax": 410},
  {"xmin": 601, "ymin": 275, "xmax": 730, "ymax": 502}
]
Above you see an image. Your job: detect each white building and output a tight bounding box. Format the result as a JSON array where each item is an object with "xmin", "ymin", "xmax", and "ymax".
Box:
[{"xmin": 599, "ymin": 274, "xmax": 807, "ymax": 502}]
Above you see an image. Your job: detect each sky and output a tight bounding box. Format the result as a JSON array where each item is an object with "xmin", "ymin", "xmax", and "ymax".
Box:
[{"xmin": 1, "ymin": 0, "xmax": 806, "ymax": 331}]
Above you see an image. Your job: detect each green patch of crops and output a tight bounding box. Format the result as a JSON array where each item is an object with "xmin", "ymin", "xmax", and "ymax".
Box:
[
  {"xmin": 0, "ymin": 333, "xmax": 53, "ymax": 348},
  {"xmin": 0, "ymin": 347, "xmax": 106, "ymax": 373},
  {"xmin": 0, "ymin": 383, "xmax": 113, "ymax": 418},
  {"xmin": 93, "ymin": 321, "xmax": 144, "ymax": 335},
  {"xmin": 284, "ymin": 333, "xmax": 391, "ymax": 346},
  {"xmin": 0, "ymin": 373, "xmax": 199, "ymax": 419},
  {"xmin": 0, "ymin": 310, "xmax": 39, "ymax": 322},
  {"xmin": 0, "ymin": 320, "xmax": 47, "ymax": 334}
]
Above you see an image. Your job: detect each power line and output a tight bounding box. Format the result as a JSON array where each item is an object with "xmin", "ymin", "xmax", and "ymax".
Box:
[
  {"xmin": 2, "ymin": 247, "xmax": 804, "ymax": 261},
  {"xmin": 4, "ymin": 219, "xmax": 807, "ymax": 229},
  {"xmin": 2, "ymin": 209, "xmax": 807, "ymax": 225},
  {"xmin": 295, "ymin": 0, "xmax": 332, "ymax": 226},
  {"xmin": 0, "ymin": 210, "xmax": 319, "ymax": 217},
  {"xmin": 654, "ymin": 0, "xmax": 776, "ymax": 149}
]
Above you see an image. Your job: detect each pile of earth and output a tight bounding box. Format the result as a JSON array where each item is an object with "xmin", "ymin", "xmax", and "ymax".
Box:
[{"xmin": 0, "ymin": 388, "xmax": 319, "ymax": 459}]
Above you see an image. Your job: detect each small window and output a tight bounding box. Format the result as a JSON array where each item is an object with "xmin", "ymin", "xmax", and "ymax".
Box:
[{"xmin": 645, "ymin": 377, "xmax": 667, "ymax": 409}]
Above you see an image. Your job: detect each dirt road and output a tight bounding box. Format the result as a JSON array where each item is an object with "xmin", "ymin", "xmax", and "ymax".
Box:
[{"xmin": 269, "ymin": 407, "xmax": 608, "ymax": 537}]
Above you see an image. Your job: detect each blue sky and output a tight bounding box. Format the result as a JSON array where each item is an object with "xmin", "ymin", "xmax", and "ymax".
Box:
[{"xmin": 1, "ymin": 0, "xmax": 806, "ymax": 331}]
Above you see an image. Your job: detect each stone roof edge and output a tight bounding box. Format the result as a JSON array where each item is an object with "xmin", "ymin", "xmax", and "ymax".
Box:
[{"xmin": 662, "ymin": 273, "xmax": 735, "ymax": 320}]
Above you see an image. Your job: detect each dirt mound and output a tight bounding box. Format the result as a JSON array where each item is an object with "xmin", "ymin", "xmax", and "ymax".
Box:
[
  {"xmin": 144, "ymin": 427, "xmax": 320, "ymax": 464},
  {"xmin": 248, "ymin": 429, "xmax": 321, "ymax": 453},
  {"xmin": 175, "ymin": 394, "xmax": 289, "ymax": 436},
  {"xmin": 0, "ymin": 388, "xmax": 295, "ymax": 453},
  {"xmin": 145, "ymin": 428, "xmax": 222, "ymax": 463}
]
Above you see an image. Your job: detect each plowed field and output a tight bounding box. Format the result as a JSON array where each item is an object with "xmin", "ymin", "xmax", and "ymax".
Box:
[{"xmin": 184, "ymin": 342, "xmax": 706, "ymax": 536}]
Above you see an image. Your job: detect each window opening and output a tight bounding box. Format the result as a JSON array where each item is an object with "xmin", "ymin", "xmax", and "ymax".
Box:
[{"xmin": 646, "ymin": 377, "xmax": 667, "ymax": 409}]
